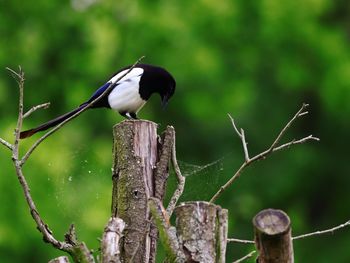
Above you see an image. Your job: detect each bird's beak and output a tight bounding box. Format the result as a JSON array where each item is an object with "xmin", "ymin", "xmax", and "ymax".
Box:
[{"xmin": 162, "ymin": 95, "xmax": 169, "ymax": 109}]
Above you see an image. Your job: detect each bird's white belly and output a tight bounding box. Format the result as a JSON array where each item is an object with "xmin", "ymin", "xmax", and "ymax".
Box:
[{"xmin": 107, "ymin": 76, "xmax": 146, "ymax": 113}]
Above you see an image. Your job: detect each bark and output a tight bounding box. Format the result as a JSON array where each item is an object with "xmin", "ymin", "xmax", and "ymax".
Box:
[
  {"xmin": 101, "ymin": 217, "xmax": 125, "ymax": 263},
  {"xmin": 149, "ymin": 127, "xmax": 175, "ymax": 263},
  {"xmin": 111, "ymin": 120, "xmax": 158, "ymax": 263},
  {"xmin": 174, "ymin": 201, "xmax": 228, "ymax": 263},
  {"xmin": 253, "ymin": 209, "xmax": 294, "ymax": 263},
  {"xmin": 64, "ymin": 224, "xmax": 95, "ymax": 263},
  {"xmin": 148, "ymin": 197, "xmax": 186, "ymax": 263}
]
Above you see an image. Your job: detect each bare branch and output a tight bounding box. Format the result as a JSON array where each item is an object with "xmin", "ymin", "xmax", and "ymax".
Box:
[
  {"xmin": 5, "ymin": 67, "xmax": 74, "ymax": 252},
  {"xmin": 23, "ymin": 102, "xmax": 50, "ymax": 118},
  {"xmin": 268, "ymin": 103, "xmax": 309, "ymax": 151},
  {"xmin": 209, "ymin": 104, "xmax": 319, "ymax": 203},
  {"xmin": 232, "ymin": 250, "xmax": 256, "ymax": 263},
  {"xmin": 272, "ymin": 135, "xmax": 320, "ymax": 152},
  {"xmin": 228, "ymin": 113, "xmax": 242, "ymax": 137},
  {"xmin": 6, "ymin": 66, "xmax": 23, "ymax": 81},
  {"xmin": 166, "ymin": 130, "xmax": 186, "ymax": 218},
  {"xmin": 20, "ymin": 56, "xmax": 145, "ymax": 165},
  {"xmin": 227, "ymin": 219, "xmax": 350, "ymax": 246},
  {"xmin": 0, "ymin": 137, "xmax": 13, "ymax": 150},
  {"xmin": 293, "ymin": 219, "xmax": 350, "ymax": 240},
  {"xmin": 209, "ymin": 162, "xmax": 246, "ymax": 203},
  {"xmin": 227, "ymin": 238, "xmax": 255, "ymax": 244},
  {"xmin": 11, "ymin": 66, "xmax": 25, "ymax": 162},
  {"xmin": 249, "ymin": 135, "xmax": 319, "ymax": 164},
  {"xmin": 149, "ymin": 197, "xmax": 185, "ymax": 262},
  {"xmin": 240, "ymin": 128, "xmax": 249, "ymax": 161},
  {"xmin": 228, "ymin": 114, "xmax": 250, "ymax": 161}
]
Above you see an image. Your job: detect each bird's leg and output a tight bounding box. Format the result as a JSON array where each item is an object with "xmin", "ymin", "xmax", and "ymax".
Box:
[
  {"xmin": 119, "ymin": 111, "xmax": 130, "ymax": 119},
  {"xmin": 129, "ymin": 112, "xmax": 138, "ymax": 119},
  {"xmin": 120, "ymin": 111, "xmax": 137, "ymax": 120}
]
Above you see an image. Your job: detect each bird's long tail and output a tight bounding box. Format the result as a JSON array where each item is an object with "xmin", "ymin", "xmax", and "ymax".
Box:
[{"xmin": 20, "ymin": 103, "xmax": 87, "ymax": 139}]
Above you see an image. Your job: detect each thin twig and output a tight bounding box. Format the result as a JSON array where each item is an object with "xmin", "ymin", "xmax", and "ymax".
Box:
[
  {"xmin": 0, "ymin": 137, "xmax": 13, "ymax": 150},
  {"xmin": 228, "ymin": 114, "xmax": 250, "ymax": 161},
  {"xmin": 273, "ymin": 135, "xmax": 320, "ymax": 152},
  {"xmin": 11, "ymin": 66, "xmax": 24, "ymax": 162},
  {"xmin": 6, "ymin": 67, "xmax": 23, "ymax": 81},
  {"xmin": 293, "ymin": 219, "xmax": 350, "ymax": 240},
  {"xmin": 209, "ymin": 162, "xmax": 247, "ymax": 204},
  {"xmin": 227, "ymin": 219, "xmax": 350, "ymax": 245},
  {"xmin": 240, "ymin": 129, "xmax": 249, "ymax": 161},
  {"xmin": 23, "ymin": 102, "xmax": 50, "ymax": 118},
  {"xmin": 20, "ymin": 56, "xmax": 145, "ymax": 166},
  {"xmin": 166, "ymin": 130, "xmax": 186, "ymax": 218},
  {"xmin": 228, "ymin": 114, "xmax": 242, "ymax": 138},
  {"xmin": 232, "ymin": 250, "xmax": 256, "ymax": 263},
  {"xmin": 209, "ymin": 104, "xmax": 319, "ymax": 203},
  {"xmin": 249, "ymin": 135, "xmax": 319, "ymax": 163},
  {"xmin": 227, "ymin": 238, "xmax": 255, "ymax": 244},
  {"xmin": 268, "ymin": 103, "xmax": 309, "ymax": 151}
]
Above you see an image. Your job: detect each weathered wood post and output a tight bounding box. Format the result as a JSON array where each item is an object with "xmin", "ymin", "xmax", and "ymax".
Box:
[
  {"xmin": 253, "ymin": 209, "xmax": 294, "ymax": 263},
  {"xmin": 109, "ymin": 120, "xmax": 229, "ymax": 262},
  {"xmin": 174, "ymin": 201, "xmax": 228, "ymax": 263},
  {"xmin": 111, "ymin": 120, "xmax": 158, "ymax": 262}
]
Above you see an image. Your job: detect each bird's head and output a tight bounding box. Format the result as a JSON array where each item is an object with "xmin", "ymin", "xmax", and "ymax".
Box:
[
  {"xmin": 160, "ymin": 75, "xmax": 176, "ymax": 109},
  {"xmin": 138, "ymin": 64, "xmax": 176, "ymax": 108}
]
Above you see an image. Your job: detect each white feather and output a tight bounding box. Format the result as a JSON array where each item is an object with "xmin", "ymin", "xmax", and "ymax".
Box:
[
  {"xmin": 107, "ymin": 67, "xmax": 146, "ymax": 113},
  {"xmin": 109, "ymin": 67, "xmax": 144, "ymax": 84}
]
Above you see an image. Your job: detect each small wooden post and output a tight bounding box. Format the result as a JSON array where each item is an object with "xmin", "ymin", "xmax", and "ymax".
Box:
[
  {"xmin": 253, "ymin": 209, "xmax": 294, "ymax": 263},
  {"xmin": 111, "ymin": 120, "xmax": 158, "ymax": 263},
  {"xmin": 174, "ymin": 201, "xmax": 228, "ymax": 263}
]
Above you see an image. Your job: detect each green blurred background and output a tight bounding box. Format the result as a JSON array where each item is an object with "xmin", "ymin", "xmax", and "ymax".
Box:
[{"xmin": 1, "ymin": 0, "xmax": 350, "ymax": 262}]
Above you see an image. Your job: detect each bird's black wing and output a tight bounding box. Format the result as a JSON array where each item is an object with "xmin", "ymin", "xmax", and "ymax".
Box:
[{"xmin": 85, "ymin": 82, "xmax": 116, "ymax": 108}]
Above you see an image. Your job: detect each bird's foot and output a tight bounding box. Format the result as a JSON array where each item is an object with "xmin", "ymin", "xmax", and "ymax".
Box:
[{"xmin": 120, "ymin": 112, "xmax": 138, "ymax": 120}]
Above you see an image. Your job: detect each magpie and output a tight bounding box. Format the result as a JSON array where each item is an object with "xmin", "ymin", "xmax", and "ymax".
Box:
[{"xmin": 19, "ymin": 64, "xmax": 176, "ymax": 139}]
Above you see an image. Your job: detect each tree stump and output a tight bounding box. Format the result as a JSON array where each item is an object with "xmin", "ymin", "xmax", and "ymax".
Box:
[
  {"xmin": 253, "ymin": 209, "xmax": 294, "ymax": 263},
  {"xmin": 111, "ymin": 120, "xmax": 158, "ymax": 263}
]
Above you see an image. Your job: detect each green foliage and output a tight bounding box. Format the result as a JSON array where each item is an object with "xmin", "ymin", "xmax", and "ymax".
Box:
[{"xmin": 1, "ymin": 0, "xmax": 350, "ymax": 262}]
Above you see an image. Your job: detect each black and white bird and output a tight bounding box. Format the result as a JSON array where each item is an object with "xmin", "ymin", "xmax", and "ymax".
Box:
[{"xmin": 20, "ymin": 64, "xmax": 176, "ymax": 139}]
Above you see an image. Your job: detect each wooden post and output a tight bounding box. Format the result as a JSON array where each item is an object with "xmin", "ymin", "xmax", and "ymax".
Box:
[
  {"xmin": 174, "ymin": 201, "xmax": 228, "ymax": 263},
  {"xmin": 253, "ymin": 209, "xmax": 294, "ymax": 263},
  {"xmin": 111, "ymin": 120, "xmax": 158, "ymax": 263}
]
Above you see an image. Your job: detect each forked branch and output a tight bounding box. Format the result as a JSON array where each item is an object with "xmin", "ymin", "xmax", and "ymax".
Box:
[
  {"xmin": 209, "ymin": 103, "xmax": 319, "ymax": 203},
  {"xmin": 2, "ymin": 67, "xmax": 73, "ymax": 253}
]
